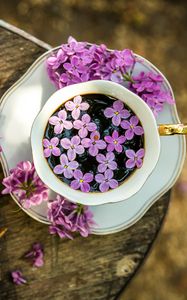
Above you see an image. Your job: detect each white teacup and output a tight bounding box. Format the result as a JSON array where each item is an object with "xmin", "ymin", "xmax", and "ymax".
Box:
[{"xmin": 31, "ymin": 80, "xmax": 160, "ymax": 205}]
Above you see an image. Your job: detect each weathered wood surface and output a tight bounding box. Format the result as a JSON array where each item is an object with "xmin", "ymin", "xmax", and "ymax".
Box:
[{"xmin": 0, "ymin": 24, "xmax": 171, "ymax": 300}]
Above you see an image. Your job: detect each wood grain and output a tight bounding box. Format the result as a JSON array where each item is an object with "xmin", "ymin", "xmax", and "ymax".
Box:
[{"xmin": 0, "ymin": 25, "xmax": 171, "ymax": 300}]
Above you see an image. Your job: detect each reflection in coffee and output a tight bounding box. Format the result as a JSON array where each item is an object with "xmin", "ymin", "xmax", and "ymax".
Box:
[{"xmin": 43, "ymin": 94, "xmax": 144, "ymax": 193}]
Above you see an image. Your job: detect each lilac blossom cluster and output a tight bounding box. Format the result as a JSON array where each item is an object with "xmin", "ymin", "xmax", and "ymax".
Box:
[
  {"xmin": 47, "ymin": 195, "xmax": 95, "ymax": 239},
  {"xmin": 43, "ymin": 96, "xmax": 145, "ymax": 193},
  {"xmin": 1, "ymin": 161, "xmax": 49, "ymax": 208},
  {"xmin": 46, "ymin": 36, "xmax": 174, "ymax": 117}
]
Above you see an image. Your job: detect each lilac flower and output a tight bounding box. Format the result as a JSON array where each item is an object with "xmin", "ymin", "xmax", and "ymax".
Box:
[
  {"xmin": 49, "ymin": 109, "xmax": 73, "ymax": 134},
  {"xmin": 25, "ymin": 243, "xmax": 44, "ymax": 268},
  {"xmin": 47, "ymin": 48, "xmax": 67, "ymax": 69},
  {"xmin": 104, "ymin": 100, "xmax": 130, "ymax": 126},
  {"xmin": 2, "ymin": 161, "xmax": 48, "ymax": 209},
  {"xmin": 104, "ymin": 130, "xmax": 126, "ymax": 153},
  {"xmin": 96, "ymin": 152, "xmax": 117, "ymax": 172},
  {"xmin": 11, "ymin": 271, "xmax": 27, "ymax": 285},
  {"xmin": 65, "ymin": 95, "xmax": 89, "ymax": 119},
  {"xmin": 61, "ymin": 135, "xmax": 84, "ymax": 161},
  {"xmin": 95, "ymin": 169, "xmax": 118, "ymax": 192},
  {"xmin": 63, "ymin": 55, "xmax": 88, "ymax": 76},
  {"xmin": 114, "ymin": 49, "xmax": 135, "ymax": 71},
  {"xmin": 62, "ymin": 36, "xmax": 86, "ymax": 55},
  {"xmin": 125, "ymin": 148, "xmax": 145, "ymax": 169},
  {"xmin": 81, "ymin": 131, "xmax": 106, "ymax": 156},
  {"xmin": 121, "ymin": 116, "xmax": 144, "ymax": 140},
  {"xmin": 47, "ymin": 195, "xmax": 95, "ymax": 239},
  {"xmin": 73, "ymin": 114, "xmax": 97, "ymax": 138},
  {"xmin": 71, "ymin": 170, "xmax": 93, "ymax": 192},
  {"xmin": 53, "ymin": 154, "xmax": 78, "ymax": 178},
  {"xmin": 43, "ymin": 137, "xmax": 60, "ymax": 157},
  {"xmin": 130, "ymin": 71, "xmax": 174, "ymax": 116}
]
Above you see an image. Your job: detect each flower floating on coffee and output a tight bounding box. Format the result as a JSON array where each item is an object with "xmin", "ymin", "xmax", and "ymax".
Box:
[
  {"xmin": 43, "ymin": 94, "xmax": 145, "ymax": 193},
  {"xmin": 46, "ymin": 36, "xmax": 175, "ymax": 117}
]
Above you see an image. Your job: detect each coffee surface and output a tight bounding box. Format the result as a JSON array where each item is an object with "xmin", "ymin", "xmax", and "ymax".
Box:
[{"xmin": 43, "ymin": 94, "xmax": 144, "ymax": 193}]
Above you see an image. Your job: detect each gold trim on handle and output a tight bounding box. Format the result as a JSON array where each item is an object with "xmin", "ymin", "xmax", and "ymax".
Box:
[{"xmin": 158, "ymin": 124, "xmax": 187, "ymax": 136}]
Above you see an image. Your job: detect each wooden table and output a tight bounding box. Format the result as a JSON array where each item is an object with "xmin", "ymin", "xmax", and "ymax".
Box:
[{"xmin": 0, "ymin": 22, "xmax": 171, "ymax": 300}]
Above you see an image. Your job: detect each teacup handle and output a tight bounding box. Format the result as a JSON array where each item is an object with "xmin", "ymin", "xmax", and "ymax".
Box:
[{"xmin": 158, "ymin": 124, "xmax": 187, "ymax": 136}]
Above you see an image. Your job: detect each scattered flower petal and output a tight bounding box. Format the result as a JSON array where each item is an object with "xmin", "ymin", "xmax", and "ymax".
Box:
[
  {"xmin": 11, "ymin": 271, "xmax": 27, "ymax": 285},
  {"xmin": 25, "ymin": 243, "xmax": 44, "ymax": 268}
]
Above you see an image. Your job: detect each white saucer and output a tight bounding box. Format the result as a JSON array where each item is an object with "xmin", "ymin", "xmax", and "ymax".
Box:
[{"xmin": 0, "ymin": 48, "xmax": 185, "ymax": 235}]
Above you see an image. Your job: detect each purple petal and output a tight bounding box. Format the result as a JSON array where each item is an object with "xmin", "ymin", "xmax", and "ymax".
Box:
[
  {"xmin": 125, "ymin": 129, "xmax": 134, "ymax": 140},
  {"xmin": 71, "ymin": 135, "xmax": 80, "ymax": 146},
  {"xmin": 44, "ymin": 148, "xmax": 51, "ymax": 157},
  {"xmin": 80, "ymin": 102, "xmax": 89, "ymax": 111},
  {"xmin": 95, "ymin": 173, "xmax": 105, "ymax": 183},
  {"xmin": 82, "ymin": 114, "xmax": 90, "ymax": 123},
  {"xmin": 67, "ymin": 148, "xmax": 76, "ymax": 161},
  {"xmin": 81, "ymin": 138, "xmax": 91, "ymax": 148},
  {"xmin": 134, "ymin": 126, "xmax": 144, "ymax": 135},
  {"xmin": 130, "ymin": 116, "xmax": 139, "ymax": 126},
  {"xmin": 115, "ymin": 144, "xmax": 123, "ymax": 153},
  {"xmin": 98, "ymin": 163, "xmax": 107, "ymax": 173},
  {"xmin": 73, "ymin": 169, "xmax": 83, "ymax": 179},
  {"xmin": 52, "ymin": 147, "xmax": 61, "ymax": 156},
  {"xmin": 126, "ymin": 159, "xmax": 135, "ymax": 169},
  {"xmin": 107, "ymin": 144, "xmax": 115, "ymax": 152},
  {"xmin": 64, "ymin": 168, "xmax": 73, "ymax": 179},
  {"xmin": 96, "ymin": 140, "xmax": 106, "ymax": 150},
  {"xmin": 136, "ymin": 158, "xmax": 143, "ymax": 168},
  {"xmin": 74, "ymin": 95, "xmax": 82, "ymax": 105},
  {"xmin": 113, "ymin": 100, "xmax": 124, "ymax": 111},
  {"xmin": 112, "ymin": 114, "xmax": 121, "ymax": 126},
  {"xmin": 109, "ymin": 179, "xmax": 118, "ymax": 189},
  {"xmin": 137, "ymin": 148, "xmax": 145, "ymax": 158},
  {"xmin": 58, "ymin": 110, "xmax": 67, "ymax": 120},
  {"xmin": 65, "ymin": 100, "xmax": 75, "ymax": 111},
  {"xmin": 54, "ymin": 123, "xmax": 63, "ymax": 134},
  {"xmin": 83, "ymin": 173, "xmax": 94, "ymax": 183},
  {"xmin": 89, "ymin": 144, "xmax": 98, "ymax": 156},
  {"xmin": 72, "ymin": 108, "xmax": 80, "ymax": 120},
  {"xmin": 71, "ymin": 179, "xmax": 80, "ymax": 190},
  {"xmin": 104, "ymin": 107, "xmax": 115, "ymax": 118},
  {"xmin": 79, "ymin": 127, "xmax": 88, "ymax": 138},
  {"xmin": 120, "ymin": 109, "xmax": 130, "ymax": 119},
  {"xmin": 53, "ymin": 165, "xmax": 64, "ymax": 174},
  {"xmin": 61, "ymin": 138, "xmax": 71, "ymax": 149},
  {"xmin": 121, "ymin": 120, "xmax": 130, "ymax": 129},
  {"xmin": 63, "ymin": 121, "xmax": 73, "ymax": 130},
  {"xmin": 75, "ymin": 145, "xmax": 84, "ymax": 155},
  {"xmin": 118, "ymin": 135, "xmax": 126, "ymax": 144},
  {"xmin": 49, "ymin": 116, "xmax": 59, "ymax": 125},
  {"xmin": 87, "ymin": 122, "xmax": 97, "ymax": 132},
  {"xmin": 105, "ymin": 169, "xmax": 113, "ymax": 180},
  {"xmin": 81, "ymin": 182, "xmax": 90, "ymax": 192},
  {"xmin": 73, "ymin": 120, "xmax": 83, "ymax": 129},
  {"xmin": 68, "ymin": 160, "xmax": 79, "ymax": 169},
  {"xmin": 108, "ymin": 161, "xmax": 117, "ymax": 170},
  {"xmin": 43, "ymin": 139, "xmax": 50, "ymax": 147},
  {"xmin": 60, "ymin": 154, "xmax": 68, "ymax": 165},
  {"xmin": 99, "ymin": 182, "xmax": 109, "ymax": 192},
  {"xmin": 112, "ymin": 130, "xmax": 119, "ymax": 139},
  {"xmin": 96, "ymin": 153, "xmax": 105, "ymax": 163},
  {"xmin": 104, "ymin": 136, "xmax": 113, "ymax": 143},
  {"xmin": 126, "ymin": 149, "xmax": 135, "ymax": 159},
  {"xmin": 106, "ymin": 152, "xmax": 115, "ymax": 161},
  {"xmin": 51, "ymin": 137, "xmax": 59, "ymax": 146}
]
